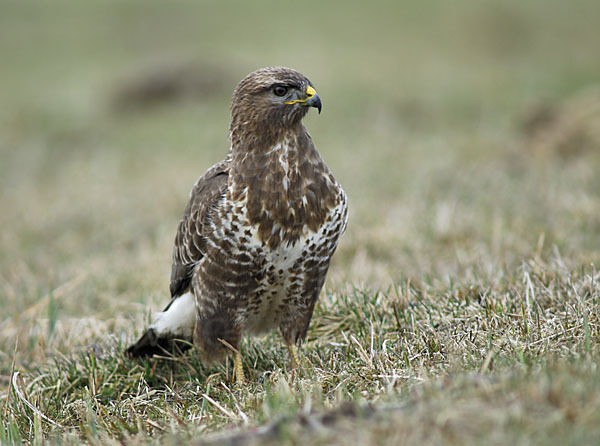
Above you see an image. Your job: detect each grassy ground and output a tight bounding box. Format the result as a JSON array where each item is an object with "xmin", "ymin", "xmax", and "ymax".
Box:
[{"xmin": 1, "ymin": 0, "xmax": 600, "ymax": 444}]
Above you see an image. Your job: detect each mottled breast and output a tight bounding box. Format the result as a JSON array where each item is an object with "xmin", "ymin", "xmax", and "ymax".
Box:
[{"xmin": 206, "ymin": 185, "xmax": 348, "ymax": 334}]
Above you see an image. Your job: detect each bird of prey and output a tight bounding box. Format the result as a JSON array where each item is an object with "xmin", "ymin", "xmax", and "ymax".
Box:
[{"xmin": 126, "ymin": 67, "xmax": 348, "ymax": 383}]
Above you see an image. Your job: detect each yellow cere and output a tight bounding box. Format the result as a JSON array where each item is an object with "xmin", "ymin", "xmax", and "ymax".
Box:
[{"xmin": 284, "ymin": 85, "xmax": 318, "ymax": 105}]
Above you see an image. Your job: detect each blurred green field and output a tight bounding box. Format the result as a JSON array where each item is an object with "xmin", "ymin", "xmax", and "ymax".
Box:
[{"xmin": 1, "ymin": 1, "xmax": 600, "ymax": 444}]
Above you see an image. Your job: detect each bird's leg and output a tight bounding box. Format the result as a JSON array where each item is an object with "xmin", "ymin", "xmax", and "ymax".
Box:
[
  {"xmin": 233, "ymin": 350, "xmax": 245, "ymax": 384},
  {"xmin": 287, "ymin": 342, "xmax": 301, "ymax": 369}
]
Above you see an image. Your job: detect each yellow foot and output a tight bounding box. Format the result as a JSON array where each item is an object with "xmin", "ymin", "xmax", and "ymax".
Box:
[
  {"xmin": 233, "ymin": 350, "xmax": 245, "ymax": 384},
  {"xmin": 287, "ymin": 343, "xmax": 301, "ymax": 370}
]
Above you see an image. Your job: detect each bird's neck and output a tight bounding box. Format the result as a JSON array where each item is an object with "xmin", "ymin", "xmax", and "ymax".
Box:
[{"xmin": 229, "ymin": 123, "xmax": 315, "ymax": 173}]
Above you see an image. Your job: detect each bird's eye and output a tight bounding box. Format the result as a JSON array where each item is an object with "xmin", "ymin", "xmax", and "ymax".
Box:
[{"xmin": 273, "ymin": 85, "xmax": 288, "ymax": 97}]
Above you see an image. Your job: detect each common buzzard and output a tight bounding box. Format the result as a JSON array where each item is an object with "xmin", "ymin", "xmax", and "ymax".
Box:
[{"xmin": 126, "ymin": 67, "xmax": 348, "ymax": 382}]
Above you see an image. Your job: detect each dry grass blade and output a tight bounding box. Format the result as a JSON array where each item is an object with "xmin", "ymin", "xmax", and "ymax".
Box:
[
  {"xmin": 202, "ymin": 393, "xmax": 238, "ymax": 420},
  {"xmin": 2, "ymin": 337, "xmax": 18, "ymax": 420},
  {"xmin": 11, "ymin": 372, "xmax": 63, "ymax": 429},
  {"xmin": 350, "ymin": 335, "xmax": 373, "ymax": 368}
]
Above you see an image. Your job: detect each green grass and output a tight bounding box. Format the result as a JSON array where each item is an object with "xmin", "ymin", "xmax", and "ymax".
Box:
[{"xmin": 1, "ymin": 0, "xmax": 600, "ymax": 444}]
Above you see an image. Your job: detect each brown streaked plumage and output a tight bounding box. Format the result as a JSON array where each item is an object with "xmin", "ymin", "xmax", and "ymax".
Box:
[{"xmin": 126, "ymin": 67, "xmax": 348, "ymax": 381}]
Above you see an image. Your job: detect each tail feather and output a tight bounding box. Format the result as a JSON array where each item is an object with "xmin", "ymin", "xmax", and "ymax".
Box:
[
  {"xmin": 126, "ymin": 291, "xmax": 196, "ymax": 358},
  {"xmin": 126, "ymin": 328, "xmax": 192, "ymax": 358}
]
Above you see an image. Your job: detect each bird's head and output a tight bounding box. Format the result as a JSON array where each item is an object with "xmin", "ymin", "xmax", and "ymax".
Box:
[{"xmin": 229, "ymin": 67, "xmax": 322, "ymax": 144}]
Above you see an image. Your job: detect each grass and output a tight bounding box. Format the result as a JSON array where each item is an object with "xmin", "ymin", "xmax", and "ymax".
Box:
[
  {"xmin": 1, "ymin": 0, "xmax": 600, "ymax": 444},
  {"xmin": 2, "ymin": 262, "xmax": 599, "ymax": 444}
]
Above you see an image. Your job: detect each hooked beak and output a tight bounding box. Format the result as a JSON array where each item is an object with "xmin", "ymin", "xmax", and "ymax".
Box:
[
  {"xmin": 304, "ymin": 85, "xmax": 322, "ymax": 114},
  {"xmin": 284, "ymin": 85, "xmax": 322, "ymax": 114}
]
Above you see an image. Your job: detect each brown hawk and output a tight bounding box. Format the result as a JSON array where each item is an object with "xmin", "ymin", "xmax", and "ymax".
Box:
[{"xmin": 126, "ymin": 67, "xmax": 348, "ymax": 382}]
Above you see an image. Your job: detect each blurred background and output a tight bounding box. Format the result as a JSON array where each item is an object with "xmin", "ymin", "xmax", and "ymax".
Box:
[{"xmin": 1, "ymin": 0, "xmax": 599, "ymax": 330}]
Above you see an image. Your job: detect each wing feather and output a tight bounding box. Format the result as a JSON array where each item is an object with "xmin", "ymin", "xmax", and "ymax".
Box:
[{"xmin": 169, "ymin": 158, "xmax": 230, "ymax": 298}]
